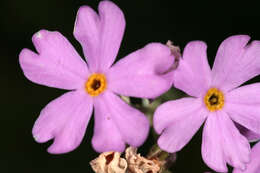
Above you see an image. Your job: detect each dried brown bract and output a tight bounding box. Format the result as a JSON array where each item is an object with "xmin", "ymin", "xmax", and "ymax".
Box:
[
  {"xmin": 166, "ymin": 40, "xmax": 181, "ymax": 71},
  {"xmin": 90, "ymin": 147, "xmax": 165, "ymax": 173},
  {"xmin": 125, "ymin": 147, "xmax": 161, "ymax": 173},
  {"xmin": 90, "ymin": 151, "xmax": 127, "ymax": 173}
]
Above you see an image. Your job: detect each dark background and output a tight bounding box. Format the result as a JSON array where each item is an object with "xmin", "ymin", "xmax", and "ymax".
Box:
[{"xmin": 1, "ymin": 0, "xmax": 260, "ymax": 172}]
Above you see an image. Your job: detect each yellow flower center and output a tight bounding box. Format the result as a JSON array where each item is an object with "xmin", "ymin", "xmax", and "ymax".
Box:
[
  {"xmin": 85, "ymin": 73, "xmax": 107, "ymax": 96},
  {"xmin": 204, "ymin": 88, "xmax": 224, "ymax": 112}
]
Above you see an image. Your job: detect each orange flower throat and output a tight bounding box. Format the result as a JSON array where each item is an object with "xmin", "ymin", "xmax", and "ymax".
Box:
[
  {"xmin": 204, "ymin": 88, "xmax": 224, "ymax": 112},
  {"xmin": 85, "ymin": 73, "xmax": 107, "ymax": 96}
]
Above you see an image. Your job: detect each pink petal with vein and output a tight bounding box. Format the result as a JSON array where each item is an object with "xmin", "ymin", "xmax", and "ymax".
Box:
[
  {"xmin": 233, "ymin": 142, "xmax": 260, "ymax": 173},
  {"xmin": 19, "ymin": 30, "xmax": 88, "ymax": 90},
  {"xmin": 32, "ymin": 90, "xmax": 93, "ymax": 154},
  {"xmin": 237, "ymin": 123, "xmax": 260, "ymax": 142},
  {"xmin": 74, "ymin": 1, "xmax": 125, "ymax": 72},
  {"xmin": 202, "ymin": 113, "xmax": 228, "ymax": 172},
  {"xmin": 212, "ymin": 35, "xmax": 260, "ymax": 91},
  {"xmin": 92, "ymin": 94, "xmax": 125, "ymax": 152},
  {"xmin": 202, "ymin": 111, "xmax": 250, "ymax": 172},
  {"xmin": 155, "ymin": 98, "xmax": 207, "ymax": 152},
  {"xmin": 154, "ymin": 97, "xmax": 204, "ymax": 134},
  {"xmin": 107, "ymin": 43, "xmax": 174, "ymax": 98},
  {"xmin": 92, "ymin": 91, "xmax": 149, "ymax": 152},
  {"xmin": 173, "ymin": 41, "xmax": 211, "ymax": 97},
  {"xmin": 225, "ymin": 83, "xmax": 260, "ymax": 135}
]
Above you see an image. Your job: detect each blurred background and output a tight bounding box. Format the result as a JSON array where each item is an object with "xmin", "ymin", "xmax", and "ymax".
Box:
[{"xmin": 1, "ymin": 0, "xmax": 260, "ymax": 172}]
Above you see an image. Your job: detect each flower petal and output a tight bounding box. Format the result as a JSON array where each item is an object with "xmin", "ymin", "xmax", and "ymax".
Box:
[
  {"xmin": 202, "ymin": 113, "xmax": 228, "ymax": 172},
  {"xmin": 212, "ymin": 35, "xmax": 260, "ymax": 91},
  {"xmin": 107, "ymin": 43, "xmax": 174, "ymax": 98},
  {"xmin": 154, "ymin": 97, "xmax": 203, "ymax": 134},
  {"xmin": 93, "ymin": 91, "xmax": 149, "ymax": 151},
  {"xmin": 219, "ymin": 111, "xmax": 250, "ymax": 170},
  {"xmin": 32, "ymin": 90, "xmax": 93, "ymax": 154},
  {"xmin": 233, "ymin": 142, "xmax": 260, "ymax": 173},
  {"xmin": 19, "ymin": 30, "xmax": 89, "ymax": 90},
  {"xmin": 236, "ymin": 123, "xmax": 260, "ymax": 142},
  {"xmin": 74, "ymin": 1, "xmax": 125, "ymax": 72},
  {"xmin": 107, "ymin": 92, "xmax": 150, "ymax": 147},
  {"xmin": 154, "ymin": 98, "xmax": 207, "ymax": 152},
  {"xmin": 73, "ymin": 6, "xmax": 100, "ymax": 71},
  {"xmin": 225, "ymin": 83, "xmax": 260, "ymax": 135},
  {"xmin": 243, "ymin": 131, "xmax": 260, "ymax": 142},
  {"xmin": 202, "ymin": 111, "xmax": 250, "ymax": 172},
  {"xmin": 173, "ymin": 41, "xmax": 211, "ymax": 97},
  {"xmin": 92, "ymin": 94, "xmax": 125, "ymax": 152}
]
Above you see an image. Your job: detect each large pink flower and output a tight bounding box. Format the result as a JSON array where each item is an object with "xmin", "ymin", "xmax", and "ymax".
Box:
[
  {"xmin": 19, "ymin": 1, "xmax": 174, "ymax": 154},
  {"xmin": 153, "ymin": 35, "xmax": 260, "ymax": 172}
]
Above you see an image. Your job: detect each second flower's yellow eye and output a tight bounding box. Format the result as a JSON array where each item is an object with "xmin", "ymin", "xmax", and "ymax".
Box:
[
  {"xmin": 204, "ymin": 88, "xmax": 224, "ymax": 112},
  {"xmin": 85, "ymin": 73, "xmax": 107, "ymax": 96}
]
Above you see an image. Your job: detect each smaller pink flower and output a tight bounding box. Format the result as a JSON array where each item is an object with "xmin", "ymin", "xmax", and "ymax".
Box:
[
  {"xmin": 19, "ymin": 1, "xmax": 174, "ymax": 154},
  {"xmin": 233, "ymin": 142, "xmax": 260, "ymax": 173},
  {"xmin": 153, "ymin": 35, "xmax": 260, "ymax": 172}
]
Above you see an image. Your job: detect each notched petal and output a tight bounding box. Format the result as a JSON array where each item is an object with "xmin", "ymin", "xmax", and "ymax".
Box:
[
  {"xmin": 173, "ymin": 41, "xmax": 211, "ymax": 97},
  {"xmin": 32, "ymin": 91, "xmax": 93, "ymax": 154},
  {"xmin": 74, "ymin": 1, "xmax": 125, "ymax": 72},
  {"xmin": 212, "ymin": 35, "xmax": 260, "ymax": 91},
  {"xmin": 19, "ymin": 29, "xmax": 89, "ymax": 90}
]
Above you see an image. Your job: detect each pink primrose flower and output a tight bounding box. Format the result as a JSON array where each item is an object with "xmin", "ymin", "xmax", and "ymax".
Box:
[
  {"xmin": 153, "ymin": 35, "xmax": 260, "ymax": 172},
  {"xmin": 19, "ymin": 1, "xmax": 174, "ymax": 154},
  {"xmin": 233, "ymin": 142, "xmax": 260, "ymax": 173}
]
